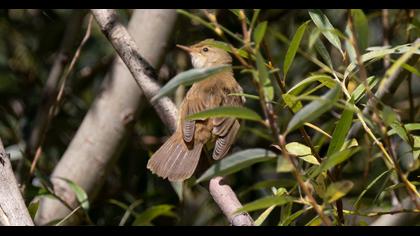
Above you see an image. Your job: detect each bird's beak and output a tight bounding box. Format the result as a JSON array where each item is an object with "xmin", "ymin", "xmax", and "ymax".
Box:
[{"xmin": 176, "ymin": 44, "xmax": 194, "ymax": 53}]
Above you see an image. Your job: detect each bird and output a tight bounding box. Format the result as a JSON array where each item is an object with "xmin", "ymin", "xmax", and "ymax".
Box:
[{"xmin": 147, "ymin": 39, "xmax": 245, "ymax": 182}]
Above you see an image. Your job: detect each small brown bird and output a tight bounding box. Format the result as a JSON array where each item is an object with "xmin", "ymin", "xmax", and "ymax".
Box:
[{"xmin": 147, "ymin": 39, "xmax": 245, "ymax": 181}]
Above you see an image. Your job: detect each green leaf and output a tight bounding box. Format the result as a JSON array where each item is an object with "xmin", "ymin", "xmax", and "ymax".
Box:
[
  {"xmin": 324, "ymin": 180, "xmax": 354, "ymax": 203},
  {"xmin": 196, "ymin": 149, "xmax": 277, "ymax": 183},
  {"xmin": 235, "ymin": 195, "xmax": 294, "ymax": 213},
  {"xmin": 280, "ymin": 207, "xmax": 309, "ymax": 226},
  {"xmin": 285, "ymin": 142, "xmax": 319, "ymax": 165},
  {"xmin": 314, "ymin": 39, "xmax": 333, "ymax": 68},
  {"xmin": 413, "ymin": 136, "xmax": 420, "ymax": 161},
  {"xmin": 344, "ymin": 43, "xmax": 420, "ymax": 79},
  {"xmin": 151, "ymin": 65, "xmax": 231, "ymax": 102},
  {"xmin": 344, "ymin": 23, "xmax": 357, "ymax": 64},
  {"xmin": 255, "ymin": 205, "xmax": 276, "ymax": 226},
  {"xmin": 276, "ymin": 155, "xmax": 294, "ymax": 173},
  {"xmin": 326, "ymin": 97, "xmax": 354, "ymax": 157},
  {"xmin": 388, "ymin": 123, "xmax": 420, "ymax": 136},
  {"xmin": 282, "ymin": 94, "xmax": 303, "ymax": 112},
  {"xmin": 132, "ymin": 205, "xmax": 177, "ymax": 226},
  {"xmin": 309, "ymin": 9, "xmax": 344, "ymax": 56},
  {"xmin": 351, "ymin": 9, "xmax": 369, "ymax": 52},
  {"xmin": 381, "ymin": 105, "xmax": 409, "ymax": 142},
  {"xmin": 283, "ymin": 21, "xmax": 310, "ymax": 78},
  {"xmin": 353, "ymin": 169, "xmax": 393, "ymax": 209},
  {"xmin": 350, "ymin": 76, "xmax": 378, "ymax": 103},
  {"xmin": 311, "ymin": 147, "xmax": 359, "ymax": 178},
  {"xmin": 256, "ymin": 52, "xmax": 274, "ymax": 101},
  {"xmin": 253, "ymin": 21, "xmax": 268, "ymax": 49},
  {"xmin": 28, "ymin": 200, "xmax": 40, "ymax": 220},
  {"xmin": 288, "ymin": 74, "xmax": 335, "ymax": 96},
  {"xmin": 58, "ymin": 177, "xmax": 89, "ymax": 211},
  {"xmin": 286, "ymin": 85, "xmax": 340, "ymax": 133},
  {"xmin": 228, "ymin": 92, "xmax": 260, "ymax": 101},
  {"xmin": 186, "ymin": 106, "xmax": 263, "ymax": 122}
]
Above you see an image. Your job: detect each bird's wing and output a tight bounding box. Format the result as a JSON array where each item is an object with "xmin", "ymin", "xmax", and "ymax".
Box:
[
  {"xmin": 182, "ymin": 97, "xmax": 207, "ymax": 143},
  {"xmin": 212, "ymin": 80, "xmax": 244, "ymax": 160}
]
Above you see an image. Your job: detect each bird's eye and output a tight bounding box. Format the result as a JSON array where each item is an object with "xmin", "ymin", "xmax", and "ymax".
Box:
[{"xmin": 202, "ymin": 47, "xmax": 209, "ymax": 52}]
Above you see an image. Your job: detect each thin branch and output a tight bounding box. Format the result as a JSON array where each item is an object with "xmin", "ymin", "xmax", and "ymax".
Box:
[{"xmin": 30, "ymin": 15, "xmax": 94, "ymax": 176}]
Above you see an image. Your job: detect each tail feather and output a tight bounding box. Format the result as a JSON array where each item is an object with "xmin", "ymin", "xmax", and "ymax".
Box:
[{"xmin": 147, "ymin": 133, "xmax": 203, "ymax": 181}]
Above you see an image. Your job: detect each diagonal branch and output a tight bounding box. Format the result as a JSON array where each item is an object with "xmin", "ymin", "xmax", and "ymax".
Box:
[{"xmin": 0, "ymin": 138, "xmax": 34, "ymax": 226}]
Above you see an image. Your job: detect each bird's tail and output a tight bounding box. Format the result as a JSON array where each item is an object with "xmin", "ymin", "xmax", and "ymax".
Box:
[{"xmin": 147, "ymin": 132, "xmax": 203, "ymax": 181}]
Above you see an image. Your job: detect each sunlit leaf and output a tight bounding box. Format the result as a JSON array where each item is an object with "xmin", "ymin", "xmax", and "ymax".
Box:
[
  {"xmin": 255, "ymin": 205, "xmax": 276, "ymax": 226},
  {"xmin": 196, "ymin": 149, "xmax": 277, "ymax": 183},
  {"xmin": 324, "ymin": 180, "xmax": 354, "ymax": 203},
  {"xmin": 151, "ymin": 65, "xmax": 231, "ymax": 102},
  {"xmin": 186, "ymin": 106, "xmax": 263, "ymax": 122},
  {"xmin": 282, "ymin": 94, "xmax": 303, "ymax": 112},
  {"xmin": 286, "ymin": 142, "xmax": 319, "ymax": 165}
]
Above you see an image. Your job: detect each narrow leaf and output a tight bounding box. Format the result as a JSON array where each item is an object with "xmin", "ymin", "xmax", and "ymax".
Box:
[
  {"xmin": 253, "ymin": 21, "xmax": 268, "ymax": 49},
  {"xmin": 311, "ymin": 147, "xmax": 359, "ymax": 178},
  {"xmin": 235, "ymin": 195, "xmax": 294, "ymax": 213},
  {"xmin": 351, "ymin": 9, "xmax": 369, "ymax": 52},
  {"xmin": 186, "ymin": 106, "xmax": 263, "ymax": 122},
  {"xmin": 326, "ymin": 97, "xmax": 354, "ymax": 157},
  {"xmin": 255, "ymin": 205, "xmax": 276, "ymax": 226},
  {"xmin": 284, "ymin": 21, "xmax": 310, "ymax": 78},
  {"xmin": 286, "ymin": 85, "xmax": 340, "ymax": 133},
  {"xmin": 282, "ymin": 94, "xmax": 303, "ymax": 112},
  {"xmin": 196, "ymin": 149, "xmax": 277, "ymax": 183},
  {"xmin": 28, "ymin": 201, "xmax": 40, "ymax": 220},
  {"xmin": 287, "ymin": 74, "xmax": 334, "ymax": 96},
  {"xmin": 151, "ymin": 65, "xmax": 231, "ymax": 102},
  {"xmin": 353, "ymin": 169, "xmax": 393, "ymax": 208},
  {"xmin": 58, "ymin": 177, "xmax": 89, "ymax": 211},
  {"xmin": 309, "ymin": 9, "xmax": 344, "ymax": 56},
  {"xmin": 132, "ymin": 205, "xmax": 177, "ymax": 226},
  {"xmin": 324, "ymin": 180, "xmax": 354, "ymax": 203},
  {"xmin": 350, "ymin": 76, "xmax": 378, "ymax": 103}
]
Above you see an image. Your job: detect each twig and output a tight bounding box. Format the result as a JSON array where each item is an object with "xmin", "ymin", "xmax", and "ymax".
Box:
[{"xmin": 29, "ymin": 15, "xmax": 94, "ymax": 177}]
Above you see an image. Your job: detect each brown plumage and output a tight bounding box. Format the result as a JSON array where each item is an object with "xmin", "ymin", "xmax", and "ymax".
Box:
[{"xmin": 147, "ymin": 39, "xmax": 245, "ymax": 181}]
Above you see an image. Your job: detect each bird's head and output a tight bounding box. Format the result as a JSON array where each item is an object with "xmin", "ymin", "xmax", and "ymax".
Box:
[{"xmin": 176, "ymin": 39, "xmax": 232, "ymax": 69}]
